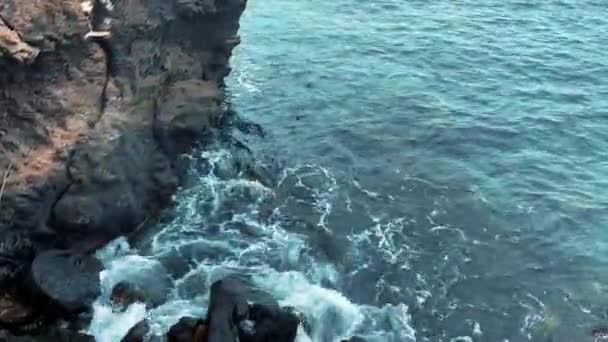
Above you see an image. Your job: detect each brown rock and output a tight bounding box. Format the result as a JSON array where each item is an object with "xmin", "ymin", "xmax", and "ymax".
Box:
[
  {"xmin": 121, "ymin": 320, "xmax": 150, "ymax": 342},
  {"xmin": 0, "ymin": 0, "xmax": 247, "ymax": 283},
  {"xmin": 110, "ymin": 281, "xmax": 147, "ymax": 309},
  {"xmin": 0, "ymin": 16, "xmax": 39, "ymax": 64},
  {"xmin": 167, "ymin": 317, "xmax": 201, "ymax": 342},
  {"xmin": 0, "ymin": 294, "xmax": 35, "ymax": 327},
  {"xmin": 194, "ymin": 324, "xmax": 209, "ymax": 342}
]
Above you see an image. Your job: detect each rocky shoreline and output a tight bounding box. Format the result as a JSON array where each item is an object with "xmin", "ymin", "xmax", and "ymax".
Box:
[{"xmin": 0, "ymin": 0, "xmax": 292, "ymax": 340}]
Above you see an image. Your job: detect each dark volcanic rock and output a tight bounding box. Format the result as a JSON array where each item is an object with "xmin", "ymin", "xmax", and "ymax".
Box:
[
  {"xmin": 110, "ymin": 281, "xmax": 147, "ymax": 309},
  {"xmin": 0, "ymin": 293, "xmax": 36, "ymax": 327},
  {"xmin": 206, "ymin": 276, "xmax": 298, "ymax": 342},
  {"xmin": 0, "ymin": 231, "xmax": 34, "ymax": 287},
  {"xmin": 0, "ymin": 326, "xmax": 95, "ymax": 342},
  {"xmin": 121, "ymin": 320, "xmax": 150, "ymax": 342},
  {"xmin": 167, "ymin": 316, "xmax": 202, "ymax": 342},
  {"xmin": 26, "ymin": 251, "xmax": 102, "ymax": 314},
  {"xmin": 0, "ymin": 0, "xmax": 248, "ymax": 335},
  {"xmin": 50, "ymin": 130, "xmax": 179, "ymax": 249},
  {"xmin": 207, "ymin": 277, "xmax": 250, "ymax": 342},
  {"xmin": 109, "ymin": 260, "xmax": 172, "ymax": 308},
  {"xmin": 240, "ymin": 303, "xmax": 299, "ymax": 342},
  {"xmin": 0, "ymin": 0, "xmax": 248, "ymax": 284}
]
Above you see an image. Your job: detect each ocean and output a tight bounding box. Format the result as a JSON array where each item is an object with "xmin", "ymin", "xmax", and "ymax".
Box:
[{"xmin": 89, "ymin": 0, "xmax": 608, "ymax": 341}]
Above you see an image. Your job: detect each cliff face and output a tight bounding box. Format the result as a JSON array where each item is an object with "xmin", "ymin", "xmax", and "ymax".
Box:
[{"xmin": 0, "ymin": 0, "xmax": 246, "ymax": 287}]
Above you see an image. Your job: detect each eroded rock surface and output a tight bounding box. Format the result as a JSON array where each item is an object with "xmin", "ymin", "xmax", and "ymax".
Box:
[
  {"xmin": 0, "ymin": 0, "xmax": 248, "ymax": 335},
  {"xmin": 26, "ymin": 250, "xmax": 102, "ymax": 315},
  {"xmin": 0, "ymin": 0, "xmax": 246, "ymax": 279}
]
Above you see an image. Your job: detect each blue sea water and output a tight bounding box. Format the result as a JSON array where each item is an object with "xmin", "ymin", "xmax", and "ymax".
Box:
[{"xmin": 90, "ymin": 0, "xmax": 608, "ymax": 341}]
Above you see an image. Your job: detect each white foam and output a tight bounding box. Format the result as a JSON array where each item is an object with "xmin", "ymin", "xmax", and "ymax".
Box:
[
  {"xmin": 99, "ymin": 255, "xmax": 168, "ymax": 298},
  {"xmin": 450, "ymin": 337, "xmax": 473, "ymax": 342},
  {"xmin": 295, "ymin": 325, "xmax": 314, "ymax": 342},
  {"xmin": 87, "ymin": 150, "xmax": 418, "ymax": 341},
  {"xmin": 254, "ymin": 270, "xmax": 364, "ymax": 341},
  {"xmin": 88, "ymin": 302, "xmax": 146, "ymax": 342},
  {"xmin": 146, "ymin": 298, "xmax": 205, "ymax": 336}
]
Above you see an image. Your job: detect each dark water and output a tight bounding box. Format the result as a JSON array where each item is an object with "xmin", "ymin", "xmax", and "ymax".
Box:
[{"xmin": 90, "ymin": 1, "xmax": 608, "ymax": 341}]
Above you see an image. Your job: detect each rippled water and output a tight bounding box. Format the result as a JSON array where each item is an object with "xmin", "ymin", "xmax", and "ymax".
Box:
[{"xmin": 90, "ymin": 0, "xmax": 608, "ymax": 341}]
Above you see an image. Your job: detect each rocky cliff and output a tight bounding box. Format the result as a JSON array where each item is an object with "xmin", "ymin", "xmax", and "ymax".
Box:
[{"xmin": 0, "ymin": 0, "xmax": 246, "ymax": 334}]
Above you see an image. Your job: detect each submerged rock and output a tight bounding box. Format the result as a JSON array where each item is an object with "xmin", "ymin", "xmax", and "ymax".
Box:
[{"xmin": 26, "ymin": 251, "xmax": 102, "ymax": 315}]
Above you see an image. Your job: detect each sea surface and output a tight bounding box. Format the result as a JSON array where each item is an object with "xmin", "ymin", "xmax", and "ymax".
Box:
[{"xmin": 89, "ymin": 0, "xmax": 608, "ymax": 341}]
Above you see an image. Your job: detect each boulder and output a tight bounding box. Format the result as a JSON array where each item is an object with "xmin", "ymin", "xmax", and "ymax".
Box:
[
  {"xmin": 206, "ymin": 277, "xmax": 249, "ymax": 342},
  {"xmin": 0, "ymin": 293, "xmax": 36, "ymax": 327},
  {"xmin": 167, "ymin": 317, "xmax": 203, "ymax": 342},
  {"xmin": 206, "ymin": 276, "xmax": 299, "ymax": 342},
  {"xmin": 26, "ymin": 251, "xmax": 102, "ymax": 315},
  {"xmin": 194, "ymin": 324, "xmax": 209, "ymax": 342},
  {"xmin": 240, "ymin": 303, "xmax": 299, "ymax": 342},
  {"xmin": 107, "ymin": 259, "xmax": 172, "ymax": 308},
  {"xmin": 0, "ymin": 231, "xmax": 34, "ymax": 287},
  {"xmin": 121, "ymin": 320, "xmax": 150, "ymax": 342},
  {"xmin": 110, "ymin": 281, "xmax": 147, "ymax": 309}
]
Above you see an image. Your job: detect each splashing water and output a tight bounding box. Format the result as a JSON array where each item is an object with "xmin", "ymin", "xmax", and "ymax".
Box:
[{"xmin": 88, "ymin": 148, "xmax": 417, "ymax": 341}]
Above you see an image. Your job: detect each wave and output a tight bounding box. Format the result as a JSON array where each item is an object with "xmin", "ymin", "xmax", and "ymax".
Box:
[{"xmin": 87, "ymin": 147, "xmax": 417, "ymax": 341}]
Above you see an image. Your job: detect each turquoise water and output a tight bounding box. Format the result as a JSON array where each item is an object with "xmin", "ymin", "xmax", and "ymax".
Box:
[
  {"xmin": 225, "ymin": 0, "xmax": 608, "ymax": 340},
  {"xmin": 90, "ymin": 1, "xmax": 608, "ymax": 341}
]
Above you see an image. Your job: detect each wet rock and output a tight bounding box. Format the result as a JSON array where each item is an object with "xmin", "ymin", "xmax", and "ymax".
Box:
[
  {"xmin": 194, "ymin": 324, "xmax": 209, "ymax": 342},
  {"xmin": 1, "ymin": 326, "xmax": 95, "ymax": 342},
  {"xmin": 593, "ymin": 327, "xmax": 608, "ymax": 341},
  {"xmin": 167, "ymin": 317, "xmax": 203, "ymax": 342},
  {"xmin": 207, "ymin": 277, "xmax": 250, "ymax": 342},
  {"xmin": 110, "ymin": 281, "xmax": 146, "ymax": 309},
  {"xmin": 26, "ymin": 251, "xmax": 102, "ymax": 315},
  {"xmin": 121, "ymin": 320, "xmax": 150, "ymax": 342},
  {"xmin": 0, "ymin": 293, "xmax": 36, "ymax": 327},
  {"xmin": 108, "ymin": 259, "xmax": 172, "ymax": 308},
  {"xmin": 206, "ymin": 276, "xmax": 299, "ymax": 342},
  {"xmin": 240, "ymin": 303, "xmax": 299, "ymax": 342}
]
